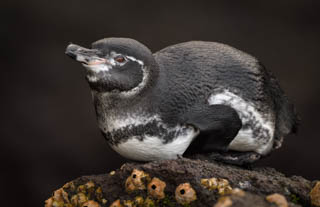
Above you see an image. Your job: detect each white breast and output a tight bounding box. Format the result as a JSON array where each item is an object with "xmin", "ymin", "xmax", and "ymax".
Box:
[{"xmin": 111, "ymin": 127, "xmax": 199, "ymax": 161}]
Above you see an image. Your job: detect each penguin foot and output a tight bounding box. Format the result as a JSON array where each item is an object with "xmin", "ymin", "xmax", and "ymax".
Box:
[
  {"xmin": 208, "ymin": 151, "xmax": 261, "ymax": 166},
  {"xmin": 186, "ymin": 151, "xmax": 261, "ymax": 166}
]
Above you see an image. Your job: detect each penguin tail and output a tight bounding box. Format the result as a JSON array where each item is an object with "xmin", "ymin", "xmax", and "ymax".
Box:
[{"xmin": 259, "ymin": 63, "xmax": 300, "ymax": 149}]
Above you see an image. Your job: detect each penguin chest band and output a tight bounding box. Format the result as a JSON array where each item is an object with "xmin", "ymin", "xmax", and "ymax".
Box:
[{"xmin": 107, "ymin": 123, "xmax": 198, "ymax": 161}]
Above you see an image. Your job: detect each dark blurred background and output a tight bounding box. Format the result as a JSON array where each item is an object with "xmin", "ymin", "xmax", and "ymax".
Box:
[{"xmin": 1, "ymin": 0, "xmax": 319, "ymax": 206}]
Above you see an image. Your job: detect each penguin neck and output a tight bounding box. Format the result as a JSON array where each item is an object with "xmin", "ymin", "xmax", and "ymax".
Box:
[{"xmin": 92, "ymin": 60, "xmax": 160, "ymax": 111}]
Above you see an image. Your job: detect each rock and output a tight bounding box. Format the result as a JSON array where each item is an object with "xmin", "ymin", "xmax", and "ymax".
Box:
[{"xmin": 45, "ymin": 158, "xmax": 315, "ymax": 207}]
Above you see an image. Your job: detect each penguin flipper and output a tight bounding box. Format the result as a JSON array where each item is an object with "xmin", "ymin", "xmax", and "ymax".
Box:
[{"xmin": 183, "ymin": 104, "xmax": 242, "ymax": 154}]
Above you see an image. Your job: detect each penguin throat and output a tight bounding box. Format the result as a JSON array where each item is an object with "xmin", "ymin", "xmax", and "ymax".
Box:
[
  {"xmin": 90, "ymin": 64, "xmax": 149, "ymax": 97},
  {"xmin": 119, "ymin": 65, "xmax": 150, "ymax": 97}
]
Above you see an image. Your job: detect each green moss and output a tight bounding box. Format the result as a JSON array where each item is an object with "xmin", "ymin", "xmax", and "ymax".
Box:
[
  {"xmin": 161, "ymin": 195, "xmax": 175, "ymax": 207},
  {"xmin": 290, "ymin": 193, "xmax": 301, "ymax": 204}
]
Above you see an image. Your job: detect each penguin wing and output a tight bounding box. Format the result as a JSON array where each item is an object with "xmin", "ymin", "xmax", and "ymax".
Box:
[{"xmin": 182, "ymin": 104, "xmax": 242, "ymax": 153}]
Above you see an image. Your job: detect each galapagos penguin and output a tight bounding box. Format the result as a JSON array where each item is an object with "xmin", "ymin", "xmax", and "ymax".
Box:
[{"xmin": 65, "ymin": 38, "xmax": 298, "ymax": 165}]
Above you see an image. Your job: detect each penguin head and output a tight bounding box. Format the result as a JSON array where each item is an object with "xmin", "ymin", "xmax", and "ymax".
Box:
[{"xmin": 65, "ymin": 38, "xmax": 156, "ymax": 94}]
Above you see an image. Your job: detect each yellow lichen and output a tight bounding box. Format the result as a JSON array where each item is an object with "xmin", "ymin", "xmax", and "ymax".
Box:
[
  {"xmin": 85, "ymin": 181, "xmax": 95, "ymax": 189},
  {"xmin": 218, "ymin": 185, "xmax": 233, "ymax": 196},
  {"xmin": 175, "ymin": 183, "xmax": 197, "ymax": 205},
  {"xmin": 52, "ymin": 200, "xmax": 64, "ymax": 207},
  {"xmin": 110, "ymin": 199, "xmax": 123, "ymax": 207},
  {"xmin": 125, "ymin": 169, "xmax": 150, "ymax": 192},
  {"xmin": 266, "ymin": 193, "xmax": 288, "ymax": 207},
  {"xmin": 201, "ymin": 178, "xmax": 219, "ymax": 190},
  {"xmin": 82, "ymin": 200, "xmax": 101, "ymax": 207},
  {"xmin": 201, "ymin": 177, "xmax": 233, "ymax": 195},
  {"xmin": 144, "ymin": 197, "xmax": 155, "ymax": 206},
  {"xmin": 134, "ymin": 196, "xmax": 144, "ymax": 205},
  {"xmin": 102, "ymin": 199, "xmax": 108, "ymax": 204},
  {"xmin": 95, "ymin": 187, "xmax": 103, "ymax": 202},
  {"xmin": 147, "ymin": 177, "xmax": 166, "ymax": 199},
  {"xmin": 77, "ymin": 192, "xmax": 89, "ymax": 206},
  {"xmin": 78, "ymin": 185, "xmax": 86, "ymax": 193},
  {"xmin": 218, "ymin": 179, "xmax": 230, "ymax": 188},
  {"xmin": 310, "ymin": 181, "xmax": 320, "ymax": 206},
  {"xmin": 71, "ymin": 195, "xmax": 79, "ymax": 206},
  {"xmin": 213, "ymin": 196, "xmax": 233, "ymax": 207},
  {"xmin": 123, "ymin": 200, "xmax": 134, "ymax": 207}
]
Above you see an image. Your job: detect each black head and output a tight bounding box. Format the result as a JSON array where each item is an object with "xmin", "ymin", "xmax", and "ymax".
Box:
[{"xmin": 65, "ymin": 38, "xmax": 156, "ymax": 93}]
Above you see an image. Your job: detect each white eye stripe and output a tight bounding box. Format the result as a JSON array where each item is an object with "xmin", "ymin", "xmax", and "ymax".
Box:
[
  {"xmin": 110, "ymin": 51, "xmax": 144, "ymax": 66},
  {"xmin": 125, "ymin": 56, "xmax": 144, "ymax": 66}
]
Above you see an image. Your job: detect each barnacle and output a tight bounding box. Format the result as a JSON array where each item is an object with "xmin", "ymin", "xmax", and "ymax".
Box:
[
  {"xmin": 213, "ymin": 196, "xmax": 233, "ymax": 207},
  {"xmin": 110, "ymin": 199, "xmax": 123, "ymax": 207},
  {"xmin": 266, "ymin": 193, "xmax": 288, "ymax": 207},
  {"xmin": 147, "ymin": 177, "xmax": 166, "ymax": 199},
  {"xmin": 44, "ymin": 197, "xmax": 53, "ymax": 207},
  {"xmin": 54, "ymin": 188, "xmax": 70, "ymax": 203},
  {"xmin": 45, "ymin": 188, "xmax": 70, "ymax": 207},
  {"xmin": 82, "ymin": 200, "xmax": 101, "ymax": 207},
  {"xmin": 63, "ymin": 191, "xmax": 88, "ymax": 206},
  {"xmin": 310, "ymin": 181, "xmax": 320, "ymax": 206},
  {"xmin": 175, "ymin": 183, "xmax": 197, "ymax": 205},
  {"xmin": 125, "ymin": 169, "xmax": 150, "ymax": 192},
  {"xmin": 46, "ymin": 181, "xmax": 106, "ymax": 207}
]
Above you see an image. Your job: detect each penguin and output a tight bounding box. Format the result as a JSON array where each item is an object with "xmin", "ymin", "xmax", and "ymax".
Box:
[{"xmin": 65, "ymin": 38, "xmax": 299, "ymax": 165}]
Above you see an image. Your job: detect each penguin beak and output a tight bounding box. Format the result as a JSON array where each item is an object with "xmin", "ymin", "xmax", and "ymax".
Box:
[{"xmin": 65, "ymin": 43, "xmax": 107, "ymax": 65}]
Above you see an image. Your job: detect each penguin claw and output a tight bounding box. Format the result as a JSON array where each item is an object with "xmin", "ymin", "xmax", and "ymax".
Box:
[
  {"xmin": 186, "ymin": 151, "xmax": 261, "ymax": 166},
  {"xmin": 208, "ymin": 151, "xmax": 261, "ymax": 166},
  {"xmin": 177, "ymin": 154, "xmax": 184, "ymax": 159}
]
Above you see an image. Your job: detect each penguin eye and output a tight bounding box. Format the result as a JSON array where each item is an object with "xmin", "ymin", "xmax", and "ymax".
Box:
[{"xmin": 114, "ymin": 55, "xmax": 126, "ymax": 63}]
